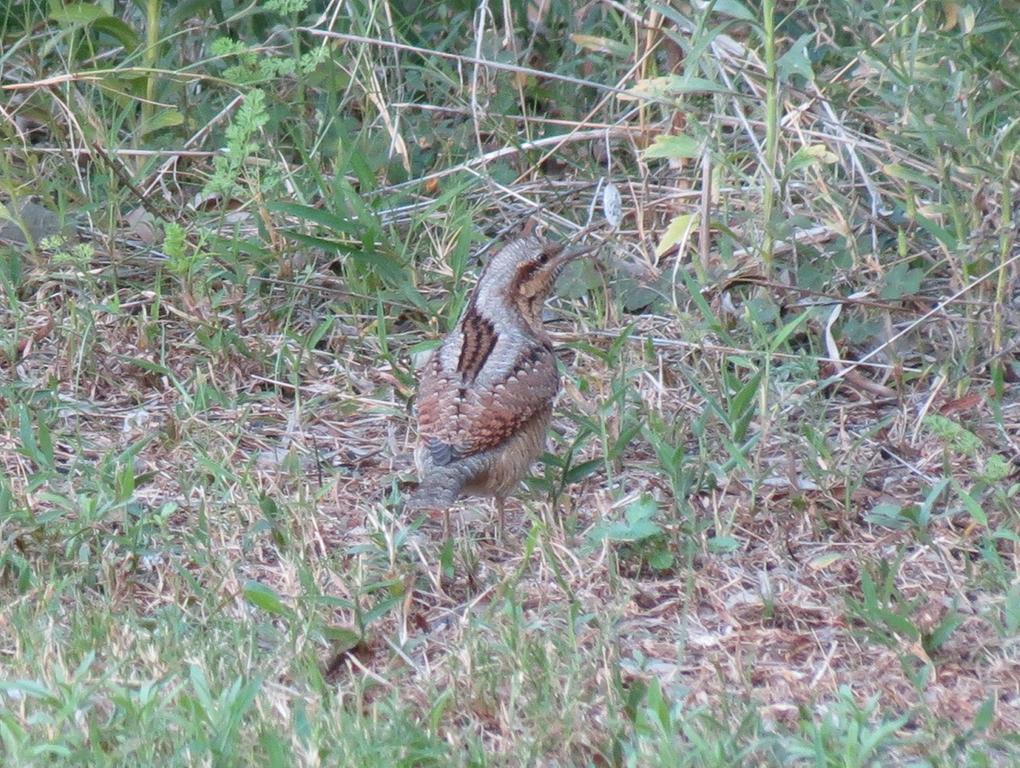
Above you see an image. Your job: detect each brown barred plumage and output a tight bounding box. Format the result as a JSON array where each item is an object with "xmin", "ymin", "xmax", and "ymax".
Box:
[{"xmin": 407, "ymin": 231, "xmax": 596, "ymax": 538}]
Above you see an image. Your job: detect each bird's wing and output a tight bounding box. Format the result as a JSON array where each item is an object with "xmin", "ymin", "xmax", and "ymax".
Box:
[
  {"xmin": 415, "ymin": 351, "xmax": 462, "ymax": 466},
  {"xmin": 416, "ymin": 342, "xmax": 559, "ymax": 466}
]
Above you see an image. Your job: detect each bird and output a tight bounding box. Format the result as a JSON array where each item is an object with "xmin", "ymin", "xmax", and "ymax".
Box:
[{"xmin": 407, "ymin": 228, "xmax": 596, "ymax": 539}]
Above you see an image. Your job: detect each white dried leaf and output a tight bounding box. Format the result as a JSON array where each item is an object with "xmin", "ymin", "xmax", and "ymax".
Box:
[{"xmin": 602, "ymin": 181, "xmax": 622, "ymax": 229}]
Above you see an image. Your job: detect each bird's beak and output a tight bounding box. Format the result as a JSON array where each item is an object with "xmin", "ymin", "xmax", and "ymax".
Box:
[{"xmin": 553, "ymin": 241, "xmax": 600, "ymax": 266}]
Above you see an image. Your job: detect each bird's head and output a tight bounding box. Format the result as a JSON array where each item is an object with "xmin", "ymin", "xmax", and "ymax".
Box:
[{"xmin": 474, "ymin": 234, "xmax": 596, "ymax": 331}]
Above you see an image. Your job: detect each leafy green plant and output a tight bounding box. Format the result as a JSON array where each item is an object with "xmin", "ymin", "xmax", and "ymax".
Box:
[
  {"xmin": 845, "ymin": 556, "xmax": 924, "ymax": 650},
  {"xmin": 587, "ymin": 495, "xmax": 674, "ymax": 573},
  {"xmin": 863, "ymin": 477, "xmax": 950, "ymax": 538},
  {"xmin": 202, "ymin": 89, "xmax": 272, "ymax": 202},
  {"xmin": 923, "ymin": 413, "xmax": 1018, "ymax": 533},
  {"xmin": 844, "ymin": 554, "xmax": 965, "ymax": 694},
  {"xmin": 641, "ymin": 416, "xmax": 702, "ymax": 524},
  {"xmin": 779, "ymin": 686, "xmax": 910, "ymax": 767},
  {"xmin": 615, "ymin": 677, "xmax": 762, "ymax": 767}
]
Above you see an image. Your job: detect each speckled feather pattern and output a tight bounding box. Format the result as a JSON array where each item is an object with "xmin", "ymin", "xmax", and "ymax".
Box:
[{"xmin": 408, "ymin": 235, "xmax": 570, "ymax": 509}]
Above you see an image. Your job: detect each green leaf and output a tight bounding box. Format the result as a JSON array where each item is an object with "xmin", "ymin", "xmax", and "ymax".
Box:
[
  {"xmin": 625, "ymin": 495, "xmax": 658, "ymax": 524},
  {"xmin": 918, "ymin": 476, "xmax": 951, "ymax": 528},
  {"xmin": 777, "ymin": 33, "xmax": 815, "ymax": 83},
  {"xmin": 786, "ymin": 144, "xmax": 838, "ymax": 175},
  {"xmin": 710, "ymin": 0, "xmax": 755, "ymax": 21},
  {"xmin": 865, "ymin": 502, "xmax": 910, "ymax": 530},
  {"xmin": 880, "ymin": 262, "xmax": 924, "ymax": 299},
  {"xmin": 926, "ymin": 608, "xmax": 964, "ymax": 650},
  {"xmin": 626, "ymin": 75, "xmax": 729, "ymax": 101},
  {"xmin": 588, "ymin": 521, "xmax": 631, "ymax": 543},
  {"xmin": 879, "ymin": 608, "xmax": 919, "ymax": 640},
  {"xmin": 626, "ymin": 518, "xmax": 661, "ymax": 540},
  {"xmin": 321, "ymin": 625, "xmax": 362, "ymax": 650},
  {"xmin": 49, "ymin": 3, "xmax": 110, "ymax": 25},
  {"xmin": 125, "ymin": 356, "xmax": 173, "ymax": 376},
  {"xmin": 648, "ymin": 549, "xmax": 674, "ymax": 570},
  {"xmin": 727, "ymin": 369, "xmax": 762, "ymax": 434},
  {"xmin": 655, "ymin": 213, "xmax": 698, "ymax": 257},
  {"xmin": 912, "ymin": 210, "xmax": 958, "ymax": 250},
  {"xmin": 281, "ymin": 229, "xmax": 360, "ymax": 255},
  {"xmin": 362, "ymin": 594, "xmax": 401, "ymax": 626},
  {"xmin": 769, "ymin": 309, "xmax": 810, "ymax": 350},
  {"xmin": 611, "ymin": 421, "xmax": 642, "ymax": 460},
  {"xmin": 137, "ymin": 109, "xmax": 184, "ymax": 138},
  {"xmin": 189, "ymin": 664, "xmax": 213, "ymax": 712},
  {"xmin": 269, "ymin": 201, "xmax": 361, "ymax": 235},
  {"xmin": 953, "ymin": 480, "xmax": 988, "ymax": 526},
  {"xmin": 49, "ymin": 4, "xmax": 140, "ymax": 49},
  {"xmin": 570, "ymin": 34, "xmax": 631, "ymax": 58},
  {"xmin": 0, "ymin": 679, "xmax": 57, "ymax": 703},
  {"xmin": 589, "ymin": 496, "xmax": 663, "ymax": 544},
  {"xmin": 243, "ymin": 581, "xmax": 290, "ymax": 616},
  {"xmin": 348, "ymin": 247, "xmax": 408, "ymax": 287},
  {"xmin": 882, "ymin": 163, "xmax": 937, "ymax": 187},
  {"xmin": 643, "ymin": 134, "xmax": 701, "ymax": 160},
  {"xmin": 92, "ymin": 16, "xmax": 140, "ymax": 49},
  {"xmin": 808, "ymin": 552, "xmax": 844, "ymax": 570},
  {"xmin": 428, "ymin": 689, "xmax": 454, "ymax": 734},
  {"xmin": 972, "ymin": 695, "xmax": 996, "ymax": 732},
  {"xmin": 564, "ymin": 458, "xmax": 602, "ymax": 484},
  {"xmin": 707, "ymin": 536, "xmax": 739, "ymax": 553},
  {"xmin": 924, "ymin": 414, "xmax": 982, "ymax": 454},
  {"xmin": 980, "ymin": 454, "xmax": 1009, "ymax": 482},
  {"xmin": 1005, "ymin": 585, "xmax": 1020, "ymax": 635}
]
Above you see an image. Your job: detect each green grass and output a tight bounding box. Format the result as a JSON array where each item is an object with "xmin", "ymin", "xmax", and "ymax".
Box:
[{"xmin": 2, "ymin": 0, "xmax": 1019, "ymax": 765}]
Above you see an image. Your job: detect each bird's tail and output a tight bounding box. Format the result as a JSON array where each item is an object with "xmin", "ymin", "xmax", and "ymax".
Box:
[
  {"xmin": 404, "ymin": 456, "xmax": 486, "ymax": 510},
  {"xmin": 405, "ymin": 476, "xmax": 460, "ymax": 510}
]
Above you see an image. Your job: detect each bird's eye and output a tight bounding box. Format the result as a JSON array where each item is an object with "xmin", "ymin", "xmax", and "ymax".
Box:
[{"xmin": 537, "ymin": 251, "xmax": 550, "ymax": 264}]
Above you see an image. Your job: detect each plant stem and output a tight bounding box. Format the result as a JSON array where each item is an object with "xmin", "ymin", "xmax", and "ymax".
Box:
[
  {"xmin": 991, "ymin": 148, "xmax": 1015, "ymax": 392},
  {"xmin": 143, "ymin": 0, "xmax": 160, "ymax": 129},
  {"xmin": 761, "ymin": 0, "xmax": 779, "ymax": 276}
]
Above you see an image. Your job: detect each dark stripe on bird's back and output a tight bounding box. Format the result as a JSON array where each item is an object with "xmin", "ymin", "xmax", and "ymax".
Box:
[{"xmin": 456, "ymin": 304, "xmax": 497, "ymax": 381}]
